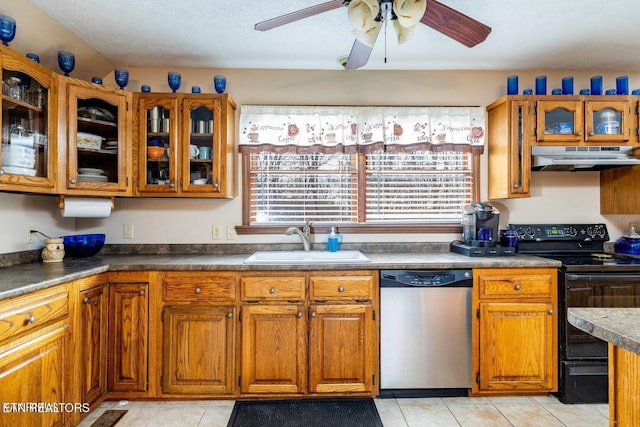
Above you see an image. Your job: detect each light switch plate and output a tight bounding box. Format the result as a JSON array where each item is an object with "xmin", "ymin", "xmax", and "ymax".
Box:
[{"xmin": 226, "ymin": 225, "xmax": 237, "ymax": 240}]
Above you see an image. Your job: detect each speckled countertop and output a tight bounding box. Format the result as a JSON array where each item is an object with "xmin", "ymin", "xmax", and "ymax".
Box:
[
  {"xmin": 568, "ymin": 308, "xmax": 640, "ymax": 356},
  {"xmin": 0, "ymin": 249, "xmax": 560, "ymax": 301}
]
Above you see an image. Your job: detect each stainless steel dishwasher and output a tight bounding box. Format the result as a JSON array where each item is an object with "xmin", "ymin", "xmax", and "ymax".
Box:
[{"xmin": 379, "ymin": 269, "xmax": 473, "ymax": 397}]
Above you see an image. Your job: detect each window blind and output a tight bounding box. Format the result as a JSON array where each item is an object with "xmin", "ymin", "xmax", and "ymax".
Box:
[
  {"xmin": 365, "ymin": 151, "xmax": 474, "ymax": 222},
  {"xmin": 248, "ymin": 152, "xmax": 358, "ymax": 224}
]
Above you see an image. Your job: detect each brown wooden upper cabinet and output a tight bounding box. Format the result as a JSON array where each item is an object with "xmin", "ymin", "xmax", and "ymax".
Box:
[
  {"xmin": 134, "ymin": 93, "xmax": 236, "ymax": 198},
  {"xmin": 534, "ymin": 96, "xmax": 637, "ymax": 145},
  {"xmin": 0, "ymin": 45, "xmax": 58, "ymax": 193},
  {"xmin": 60, "ymin": 77, "xmax": 133, "ymax": 196}
]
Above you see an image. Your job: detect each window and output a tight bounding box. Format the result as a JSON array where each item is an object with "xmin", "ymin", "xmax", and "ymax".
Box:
[{"xmin": 239, "ymin": 105, "xmax": 483, "ymax": 233}]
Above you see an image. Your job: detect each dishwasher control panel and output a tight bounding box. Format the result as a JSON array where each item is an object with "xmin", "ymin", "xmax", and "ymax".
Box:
[{"xmin": 380, "ymin": 270, "xmax": 472, "ymax": 287}]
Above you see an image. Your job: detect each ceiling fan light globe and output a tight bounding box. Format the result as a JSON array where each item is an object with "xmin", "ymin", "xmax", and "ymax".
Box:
[
  {"xmin": 348, "ymin": 0, "xmax": 380, "ymax": 31},
  {"xmin": 394, "ymin": 20, "xmax": 418, "ymax": 44},
  {"xmin": 393, "ymin": 0, "xmax": 427, "ymax": 28},
  {"xmin": 352, "ymin": 24, "xmax": 381, "ymax": 47}
]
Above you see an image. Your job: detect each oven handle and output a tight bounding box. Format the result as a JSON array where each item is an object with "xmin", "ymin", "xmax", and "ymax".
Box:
[{"xmin": 565, "ymin": 273, "xmax": 640, "ymax": 281}]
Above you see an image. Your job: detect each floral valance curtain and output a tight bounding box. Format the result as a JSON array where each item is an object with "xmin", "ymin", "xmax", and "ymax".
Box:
[{"xmin": 238, "ymin": 105, "xmax": 485, "ymax": 154}]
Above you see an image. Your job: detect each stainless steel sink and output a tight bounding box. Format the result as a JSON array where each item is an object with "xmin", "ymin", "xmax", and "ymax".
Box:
[{"xmin": 243, "ymin": 250, "xmax": 370, "ymax": 265}]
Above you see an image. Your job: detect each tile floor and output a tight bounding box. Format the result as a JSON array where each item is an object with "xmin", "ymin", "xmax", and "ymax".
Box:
[{"xmin": 77, "ymin": 395, "xmax": 609, "ymax": 427}]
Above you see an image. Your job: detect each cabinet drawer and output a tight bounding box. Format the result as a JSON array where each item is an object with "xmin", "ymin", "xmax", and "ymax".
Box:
[
  {"xmin": 0, "ymin": 287, "xmax": 69, "ymax": 344},
  {"xmin": 241, "ymin": 275, "xmax": 305, "ymax": 300},
  {"xmin": 310, "ymin": 274, "xmax": 374, "ymax": 300},
  {"xmin": 162, "ymin": 272, "xmax": 237, "ymax": 302},
  {"xmin": 477, "ymin": 268, "xmax": 555, "ymax": 299}
]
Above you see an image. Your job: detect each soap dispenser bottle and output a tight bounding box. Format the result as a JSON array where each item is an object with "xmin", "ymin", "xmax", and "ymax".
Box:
[{"xmin": 327, "ymin": 227, "xmax": 340, "ymax": 252}]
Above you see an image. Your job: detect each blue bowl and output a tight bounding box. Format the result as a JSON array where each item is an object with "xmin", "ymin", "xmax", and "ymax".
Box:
[{"xmin": 62, "ymin": 234, "xmax": 105, "ymax": 258}]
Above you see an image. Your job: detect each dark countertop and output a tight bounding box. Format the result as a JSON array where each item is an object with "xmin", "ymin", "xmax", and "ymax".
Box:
[
  {"xmin": 0, "ymin": 251, "xmax": 560, "ymax": 301},
  {"xmin": 568, "ymin": 308, "xmax": 640, "ymax": 356}
]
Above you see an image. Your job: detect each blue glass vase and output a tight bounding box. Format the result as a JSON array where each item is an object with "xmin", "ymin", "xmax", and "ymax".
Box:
[
  {"xmin": 0, "ymin": 14, "xmax": 16, "ymax": 46},
  {"xmin": 168, "ymin": 72, "xmax": 181, "ymax": 93},
  {"xmin": 114, "ymin": 69, "xmax": 129, "ymax": 90},
  {"xmin": 58, "ymin": 51, "xmax": 75, "ymax": 77}
]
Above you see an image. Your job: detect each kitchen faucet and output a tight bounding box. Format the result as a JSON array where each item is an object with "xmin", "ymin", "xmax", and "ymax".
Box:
[{"xmin": 285, "ymin": 221, "xmax": 312, "ymax": 251}]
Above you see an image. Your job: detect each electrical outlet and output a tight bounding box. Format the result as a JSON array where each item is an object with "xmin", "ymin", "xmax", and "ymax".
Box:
[
  {"xmin": 226, "ymin": 225, "xmax": 237, "ymax": 240},
  {"xmin": 123, "ymin": 224, "xmax": 134, "ymax": 239},
  {"xmin": 212, "ymin": 225, "xmax": 222, "ymax": 240},
  {"xmin": 26, "ymin": 226, "xmax": 37, "ymax": 244}
]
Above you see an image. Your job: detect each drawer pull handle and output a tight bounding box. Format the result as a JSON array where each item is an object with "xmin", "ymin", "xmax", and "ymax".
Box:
[
  {"xmin": 227, "ymin": 312, "xmax": 233, "ymax": 318},
  {"xmin": 514, "ymin": 283, "xmax": 521, "ymax": 291},
  {"xmin": 548, "ymin": 309, "xmax": 554, "ymax": 315},
  {"xmin": 338, "ymin": 286, "xmax": 345, "ymax": 292},
  {"xmin": 311, "ymin": 312, "xmax": 317, "ymax": 318},
  {"xmin": 139, "ymin": 289, "xmax": 145, "ymax": 296},
  {"xmin": 27, "ymin": 314, "xmax": 36, "ymax": 324},
  {"xmin": 297, "ymin": 311, "xmax": 303, "ymax": 318},
  {"xmin": 355, "ymin": 299, "xmax": 371, "ymax": 303},
  {"xmin": 83, "ymin": 297, "xmax": 90, "ymax": 304},
  {"xmin": 269, "ymin": 287, "xmax": 276, "ymax": 294},
  {"xmin": 195, "ymin": 287, "xmax": 201, "ymax": 294}
]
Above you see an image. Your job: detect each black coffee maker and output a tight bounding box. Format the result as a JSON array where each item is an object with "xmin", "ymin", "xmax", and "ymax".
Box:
[{"xmin": 451, "ymin": 202, "xmax": 515, "ymax": 257}]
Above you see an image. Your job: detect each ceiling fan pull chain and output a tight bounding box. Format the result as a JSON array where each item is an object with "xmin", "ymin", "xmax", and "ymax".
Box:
[{"xmin": 384, "ymin": 11, "xmax": 388, "ymax": 63}]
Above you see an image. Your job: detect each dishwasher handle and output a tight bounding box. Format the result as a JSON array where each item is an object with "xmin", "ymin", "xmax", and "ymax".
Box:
[{"xmin": 380, "ymin": 269, "xmax": 473, "ymax": 288}]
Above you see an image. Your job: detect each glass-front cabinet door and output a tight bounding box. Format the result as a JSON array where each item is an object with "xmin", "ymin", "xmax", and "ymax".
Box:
[
  {"xmin": 584, "ymin": 99, "xmax": 633, "ymax": 143},
  {"xmin": 136, "ymin": 94, "xmax": 179, "ymax": 195},
  {"xmin": 0, "ymin": 46, "xmax": 57, "ymax": 192},
  {"xmin": 535, "ymin": 99, "xmax": 583, "ymax": 143},
  {"xmin": 181, "ymin": 96, "xmax": 221, "ymax": 196},
  {"xmin": 65, "ymin": 81, "xmax": 132, "ymax": 196}
]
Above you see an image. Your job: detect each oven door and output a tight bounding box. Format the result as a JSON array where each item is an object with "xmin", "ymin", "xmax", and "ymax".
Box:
[{"xmin": 561, "ymin": 272, "xmax": 640, "ymax": 359}]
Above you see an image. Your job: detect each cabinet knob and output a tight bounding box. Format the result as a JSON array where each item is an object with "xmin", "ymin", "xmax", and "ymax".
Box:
[
  {"xmin": 169, "ymin": 182, "xmax": 175, "ymax": 188},
  {"xmin": 83, "ymin": 297, "xmax": 90, "ymax": 304},
  {"xmin": 338, "ymin": 286, "xmax": 345, "ymax": 292},
  {"xmin": 69, "ymin": 178, "xmax": 77, "ymax": 184},
  {"xmin": 577, "ymin": 131, "xmax": 583, "ymax": 136},
  {"xmin": 269, "ymin": 287, "xmax": 276, "ymax": 294},
  {"xmin": 548, "ymin": 309, "xmax": 554, "ymax": 315},
  {"xmin": 0, "ymin": 169, "xmax": 4, "ymax": 176},
  {"xmin": 514, "ymin": 283, "xmax": 521, "ymax": 291},
  {"xmin": 139, "ymin": 289, "xmax": 145, "ymax": 296},
  {"xmin": 213, "ymin": 182, "xmax": 219, "ymax": 188},
  {"xmin": 297, "ymin": 311, "xmax": 303, "ymax": 318},
  {"xmin": 227, "ymin": 312, "xmax": 233, "ymax": 318},
  {"xmin": 311, "ymin": 312, "xmax": 317, "ymax": 318},
  {"xmin": 27, "ymin": 314, "xmax": 36, "ymax": 324},
  {"xmin": 589, "ymin": 131, "xmax": 595, "ymax": 136},
  {"xmin": 195, "ymin": 287, "xmax": 201, "ymax": 294}
]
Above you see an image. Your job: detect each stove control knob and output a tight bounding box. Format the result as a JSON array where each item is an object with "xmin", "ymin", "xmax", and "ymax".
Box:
[
  {"xmin": 586, "ymin": 227, "xmax": 595, "ymax": 237},
  {"xmin": 565, "ymin": 226, "xmax": 577, "ymax": 237},
  {"xmin": 525, "ymin": 227, "xmax": 536, "ymax": 238}
]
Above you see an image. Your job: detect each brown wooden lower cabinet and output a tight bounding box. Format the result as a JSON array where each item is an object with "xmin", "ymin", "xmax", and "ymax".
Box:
[
  {"xmin": 0, "ymin": 284, "xmax": 70, "ymax": 427},
  {"xmin": 471, "ymin": 267, "xmax": 558, "ymax": 395},
  {"xmin": 108, "ymin": 283, "xmax": 149, "ymax": 392},
  {"xmin": 240, "ymin": 303, "xmax": 307, "ymax": 394},
  {"xmin": 162, "ymin": 305, "xmax": 236, "ymax": 395},
  {"xmin": 309, "ymin": 303, "xmax": 375, "ymax": 394},
  {"xmin": 79, "ymin": 282, "xmax": 108, "ymax": 405},
  {"xmin": 239, "ymin": 271, "xmax": 379, "ymax": 397}
]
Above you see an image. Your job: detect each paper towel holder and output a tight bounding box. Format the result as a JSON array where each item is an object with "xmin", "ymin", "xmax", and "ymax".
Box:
[{"xmin": 57, "ymin": 195, "xmax": 115, "ymax": 211}]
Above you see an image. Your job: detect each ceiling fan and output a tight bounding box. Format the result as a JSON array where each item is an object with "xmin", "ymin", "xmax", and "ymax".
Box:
[{"xmin": 255, "ymin": 0, "xmax": 491, "ymax": 69}]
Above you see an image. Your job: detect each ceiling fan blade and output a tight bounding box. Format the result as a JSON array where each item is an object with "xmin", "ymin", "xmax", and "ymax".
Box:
[
  {"xmin": 345, "ymin": 25, "xmax": 382, "ymax": 69},
  {"xmin": 255, "ymin": 0, "xmax": 345, "ymax": 31},
  {"xmin": 344, "ymin": 40, "xmax": 373, "ymax": 69},
  {"xmin": 420, "ymin": 0, "xmax": 491, "ymax": 47}
]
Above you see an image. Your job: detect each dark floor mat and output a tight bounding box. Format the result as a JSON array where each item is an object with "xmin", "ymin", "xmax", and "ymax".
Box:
[
  {"xmin": 227, "ymin": 399, "xmax": 383, "ymax": 427},
  {"xmin": 90, "ymin": 410, "xmax": 127, "ymax": 427}
]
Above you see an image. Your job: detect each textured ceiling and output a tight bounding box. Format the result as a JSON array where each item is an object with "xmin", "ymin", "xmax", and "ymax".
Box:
[{"xmin": 29, "ymin": 0, "xmax": 640, "ymax": 71}]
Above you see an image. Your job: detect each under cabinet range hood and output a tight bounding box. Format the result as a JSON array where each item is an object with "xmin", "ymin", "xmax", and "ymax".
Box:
[{"xmin": 531, "ymin": 146, "xmax": 640, "ymax": 171}]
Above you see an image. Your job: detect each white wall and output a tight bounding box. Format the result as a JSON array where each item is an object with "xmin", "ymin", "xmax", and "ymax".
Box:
[{"xmin": 1, "ymin": 5, "xmax": 639, "ymax": 254}]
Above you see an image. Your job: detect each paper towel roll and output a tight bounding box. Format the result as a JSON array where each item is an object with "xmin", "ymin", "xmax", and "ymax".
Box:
[{"xmin": 61, "ymin": 197, "xmax": 112, "ymax": 218}]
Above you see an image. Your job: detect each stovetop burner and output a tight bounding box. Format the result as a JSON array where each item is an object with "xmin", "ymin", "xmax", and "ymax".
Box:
[{"xmin": 510, "ymin": 223, "xmax": 640, "ymax": 270}]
